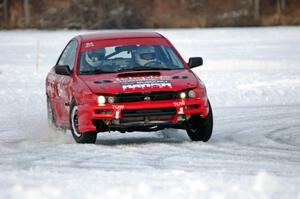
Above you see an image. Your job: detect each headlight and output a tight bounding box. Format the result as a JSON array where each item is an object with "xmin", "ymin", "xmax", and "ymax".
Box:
[
  {"xmin": 188, "ymin": 90, "xmax": 196, "ymax": 98},
  {"xmin": 98, "ymin": 96, "xmax": 106, "ymax": 105},
  {"xmin": 180, "ymin": 92, "xmax": 186, "ymax": 99},
  {"xmin": 107, "ymin": 96, "xmax": 115, "ymax": 104}
]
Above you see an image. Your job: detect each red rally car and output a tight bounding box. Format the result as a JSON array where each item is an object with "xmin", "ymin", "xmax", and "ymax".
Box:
[{"xmin": 46, "ymin": 32, "xmax": 213, "ymax": 144}]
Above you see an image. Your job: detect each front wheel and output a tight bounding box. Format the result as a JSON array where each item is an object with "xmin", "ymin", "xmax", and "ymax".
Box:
[
  {"xmin": 70, "ymin": 100, "xmax": 97, "ymax": 144},
  {"xmin": 186, "ymin": 100, "xmax": 213, "ymax": 142}
]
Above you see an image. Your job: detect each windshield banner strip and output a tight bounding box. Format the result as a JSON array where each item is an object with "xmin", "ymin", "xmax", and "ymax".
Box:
[{"xmin": 81, "ymin": 38, "xmax": 169, "ymax": 52}]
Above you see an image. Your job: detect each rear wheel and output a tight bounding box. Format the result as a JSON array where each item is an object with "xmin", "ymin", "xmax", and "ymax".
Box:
[
  {"xmin": 70, "ymin": 100, "xmax": 97, "ymax": 144},
  {"xmin": 186, "ymin": 100, "xmax": 213, "ymax": 142}
]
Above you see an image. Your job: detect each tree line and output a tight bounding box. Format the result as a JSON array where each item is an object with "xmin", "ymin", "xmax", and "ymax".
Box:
[{"xmin": 0, "ymin": 0, "xmax": 299, "ymax": 29}]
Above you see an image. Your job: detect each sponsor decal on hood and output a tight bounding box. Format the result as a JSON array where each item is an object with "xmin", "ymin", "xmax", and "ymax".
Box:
[{"xmin": 115, "ymin": 76, "xmax": 172, "ymax": 90}]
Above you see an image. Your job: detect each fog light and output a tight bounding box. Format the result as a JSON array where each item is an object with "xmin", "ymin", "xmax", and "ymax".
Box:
[
  {"xmin": 188, "ymin": 90, "xmax": 196, "ymax": 98},
  {"xmin": 98, "ymin": 96, "xmax": 106, "ymax": 105},
  {"xmin": 107, "ymin": 96, "xmax": 115, "ymax": 104},
  {"xmin": 95, "ymin": 109, "xmax": 112, "ymax": 114},
  {"xmin": 180, "ymin": 92, "xmax": 186, "ymax": 99},
  {"xmin": 178, "ymin": 115, "xmax": 185, "ymax": 121},
  {"xmin": 187, "ymin": 105, "xmax": 199, "ymax": 110},
  {"xmin": 112, "ymin": 119, "xmax": 120, "ymax": 125}
]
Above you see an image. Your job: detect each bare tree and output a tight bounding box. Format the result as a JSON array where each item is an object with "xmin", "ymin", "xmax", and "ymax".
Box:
[
  {"xmin": 277, "ymin": 0, "xmax": 281, "ymax": 17},
  {"xmin": 276, "ymin": 0, "xmax": 286, "ymax": 22},
  {"xmin": 253, "ymin": 0, "xmax": 260, "ymax": 20},
  {"xmin": 24, "ymin": 0, "xmax": 30, "ymax": 25},
  {"xmin": 3, "ymin": 0, "xmax": 8, "ymax": 22},
  {"xmin": 281, "ymin": 0, "xmax": 286, "ymax": 10},
  {"xmin": 278, "ymin": 0, "xmax": 287, "ymax": 14}
]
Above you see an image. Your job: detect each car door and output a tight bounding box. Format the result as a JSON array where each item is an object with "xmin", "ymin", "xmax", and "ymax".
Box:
[{"xmin": 55, "ymin": 40, "xmax": 78, "ymax": 126}]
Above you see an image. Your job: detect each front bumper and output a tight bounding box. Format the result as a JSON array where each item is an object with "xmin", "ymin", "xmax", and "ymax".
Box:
[{"xmin": 77, "ymin": 98, "xmax": 209, "ymax": 133}]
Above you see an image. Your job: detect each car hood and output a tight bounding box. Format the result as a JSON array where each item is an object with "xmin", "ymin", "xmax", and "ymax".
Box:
[{"xmin": 79, "ymin": 69, "xmax": 199, "ymax": 95}]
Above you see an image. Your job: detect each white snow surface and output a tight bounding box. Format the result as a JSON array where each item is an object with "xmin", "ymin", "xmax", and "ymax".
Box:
[{"xmin": 0, "ymin": 27, "xmax": 300, "ymax": 199}]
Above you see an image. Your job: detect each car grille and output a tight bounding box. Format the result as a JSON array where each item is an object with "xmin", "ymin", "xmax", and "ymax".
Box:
[
  {"xmin": 120, "ymin": 107, "xmax": 176, "ymax": 124},
  {"xmin": 116, "ymin": 91, "xmax": 176, "ymax": 103}
]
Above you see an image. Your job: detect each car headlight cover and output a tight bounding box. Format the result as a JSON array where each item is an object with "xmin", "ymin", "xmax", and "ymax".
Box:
[
  {"xmin": 107, "ymin": 96, "xmax": 115, "ymax": 104},
  {"xmin": 188, "ymin": 90, "xmax": 196, "ymax": 98},
  {"xmin": 180, "ymin": 92, "xmax": 186, "ymax": 99},
  {"xmin": 98, "ymin": 96, "xmax": 106, "ymax": 105}
]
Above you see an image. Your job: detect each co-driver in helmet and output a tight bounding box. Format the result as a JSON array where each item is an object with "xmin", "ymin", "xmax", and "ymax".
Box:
[{"xmin": 85, "ymin": 48, "xmax": 106, "ymax": 67}]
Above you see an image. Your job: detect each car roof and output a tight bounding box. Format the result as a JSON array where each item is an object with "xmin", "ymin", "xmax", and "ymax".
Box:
[{"xmin": 78, "ymin": 32, "xmax": 163, "ymax": 42}]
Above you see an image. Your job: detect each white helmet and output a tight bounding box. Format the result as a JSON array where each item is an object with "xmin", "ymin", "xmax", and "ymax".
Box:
[
  {"xmin": 135, "ymin": 45, "xmax": 157, "ymax": 66},
  {"xmin": 85, "ymin": 48, "xmax": 106, "ymax": 67}
]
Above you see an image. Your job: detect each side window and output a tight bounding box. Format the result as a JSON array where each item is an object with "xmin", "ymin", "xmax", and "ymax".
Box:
[
  {"xmin": 165, "ymin": 46, "xmax": 184, "ymax": 67},
  {"xmin": 57, "ymin": 40, "xmax": 78, "ymax": 71}
]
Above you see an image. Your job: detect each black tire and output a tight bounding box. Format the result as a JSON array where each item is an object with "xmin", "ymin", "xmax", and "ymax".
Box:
[
  {"xmin": 186, "ymin": 100, "xmax": 213, "ymax": 142},
  {"xmin": 69, "ymin": 100, "xmax": 97, "ymax": 144},
  {"xmin": 47, "ymin": 96, "xmax": 57, "ymax": 130}
]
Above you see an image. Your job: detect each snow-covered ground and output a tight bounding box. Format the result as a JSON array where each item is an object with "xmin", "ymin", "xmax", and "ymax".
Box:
[{"xmin": 0, "ymin": 27, "xmax": 300, "ymax": 199}]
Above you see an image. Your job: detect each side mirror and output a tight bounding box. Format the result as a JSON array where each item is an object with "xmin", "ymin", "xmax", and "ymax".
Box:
[
  {"xmin": 188, "ymin": 57, "xmax": 203, "ymax": 68},
  {"xmin": 55, "ymin": 65, "xmax": 71, "ymax": 76}
]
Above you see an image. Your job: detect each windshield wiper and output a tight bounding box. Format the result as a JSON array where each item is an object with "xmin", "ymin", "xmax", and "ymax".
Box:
[
  {"xmin": 117, "ymin": 66, "xmax": 172, "ymax": 73},
  {"xmin": 80, "ymin": 69, "xmax": 113, "ymax": 74},
  {"xmin": 81, "ymin": 66, "xmax": 174, "ymax": 74},
  {"xmin": 134, "ymin": 66, "xmax": 172, "ymax": 71}
]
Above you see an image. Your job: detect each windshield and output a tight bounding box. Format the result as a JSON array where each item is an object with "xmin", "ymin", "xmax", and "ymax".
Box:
[{"xmin": 79, "ymin": 45, "xmax": 185, "ymax": 74}]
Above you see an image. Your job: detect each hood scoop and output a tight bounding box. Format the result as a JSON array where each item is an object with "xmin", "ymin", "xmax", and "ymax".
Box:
[
  {"xmin": 117, "ymin": 71, "xmax": 161, "ymax": 78},
  {"xmin": 94, "ymin": 80, "xmax": 113, "ymax": 84},
  {"xmin": 172, "ymin": 76, "xmax": 188, "ymax": 79}
]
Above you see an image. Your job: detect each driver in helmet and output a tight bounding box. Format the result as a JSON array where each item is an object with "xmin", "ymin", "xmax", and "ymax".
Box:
[
  {"xmin": 85, "ymin": 48, "xmax": 106, "ymax": 67},
  {"xmin": 135, "ymin": 45, "xmax": 160, "ymax": 66}
]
